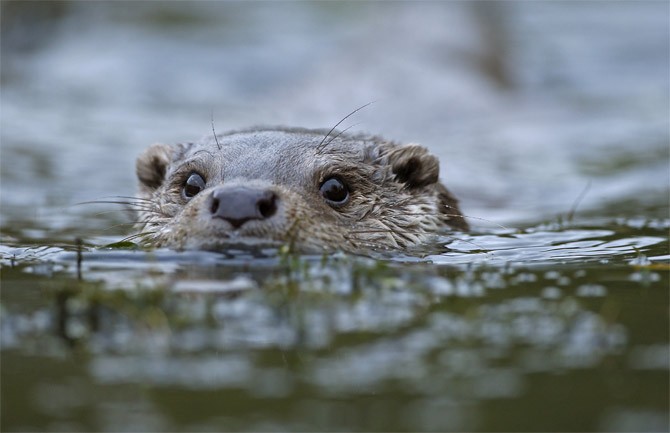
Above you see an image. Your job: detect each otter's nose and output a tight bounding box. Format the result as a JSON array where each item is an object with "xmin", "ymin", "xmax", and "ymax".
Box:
[{"xmin": 210, "ymin": 186, "xmax": 278, "ymax": 228}]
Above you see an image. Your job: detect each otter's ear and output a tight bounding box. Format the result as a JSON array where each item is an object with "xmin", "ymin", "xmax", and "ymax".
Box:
[
  {"xmin": 136, "ymin": 143, "xmax": 173, "ymax": 193},
  {"xmin": 385, "ymin": 144, "xmax": 440, "ymax": 189}
]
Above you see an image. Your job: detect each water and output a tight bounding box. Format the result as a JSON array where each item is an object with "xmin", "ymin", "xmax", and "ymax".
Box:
[{"xmin": 1, "ymin": 2, "xmax": 668, "ymax": 431}]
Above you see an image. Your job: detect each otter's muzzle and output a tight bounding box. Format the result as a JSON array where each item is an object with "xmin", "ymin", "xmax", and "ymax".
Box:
[{"xmin": 210, "ymin": 186, "xmax": 278, "ymax": 229}]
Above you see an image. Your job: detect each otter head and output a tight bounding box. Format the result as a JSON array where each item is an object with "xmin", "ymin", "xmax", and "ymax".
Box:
[{"xmin": 135, "ymin": 127, "xmax": 467, "ymax": 254}]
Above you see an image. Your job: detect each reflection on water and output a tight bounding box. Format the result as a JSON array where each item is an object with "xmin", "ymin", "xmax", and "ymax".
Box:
[
  {"xmin": 2, "ymin": 223, "xmax": 668, "ymax": 430},
  {"xmin": 1, "ymin": 1, "xmax": 669, "ymax": 432}
]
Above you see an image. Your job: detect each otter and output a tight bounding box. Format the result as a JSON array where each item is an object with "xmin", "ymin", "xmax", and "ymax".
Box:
[{"xmin": 134, "ymin": 127, "xmax": 468, "ymax": 254}]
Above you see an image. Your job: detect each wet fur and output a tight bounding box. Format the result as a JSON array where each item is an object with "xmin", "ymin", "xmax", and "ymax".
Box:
[{"xmin": 133, "ymin": 127, "xmax": 468, "ymax": 254}]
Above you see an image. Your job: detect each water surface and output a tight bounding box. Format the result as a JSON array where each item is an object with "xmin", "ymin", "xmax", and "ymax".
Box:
[{"xmin": 1, "ymin": 2, "xmax": 668, "ymax": 431}]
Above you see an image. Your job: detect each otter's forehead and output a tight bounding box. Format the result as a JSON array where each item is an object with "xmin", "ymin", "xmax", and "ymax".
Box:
[
  {"xmin": 213, "ymin": 129, "xmax": 373, "ymax": 154},
  {"xmin": 217, "ymin": 129, "xmax": 325, "ymax": 154},
  {"xmin": 180, "ymin": 129, "xmax": 378, "ymax": 184}
]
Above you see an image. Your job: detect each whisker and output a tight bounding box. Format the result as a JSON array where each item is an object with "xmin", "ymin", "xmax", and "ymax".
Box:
[
  {"xmin": 108, "ymin": 195, "xmax": 154, "ymax": 202},
  {"xmin": 76, "ymin": 200, "xmax": 152, "ymax": 208},
  {"xmin": 86, "ymin": 199, "xmax": 140, "ymax": 206},
  {"xmin": 211, "ymin": 110, "xmax": 222, "ymax": 150},
  {"xmin": 448, "ymin": 213, "xmax": 509, "ymax": 231},
  {"xmin": 97, "ymin": 202, "xmax": 155, "ymax": 210},
  {"xmin": 100, "ymin": 222, "xmax": 148, "ymax": 232},
  {"xmin": 77, "ymin": 195, "xmax": 153, "ymax": 203},
  {"xmin": 317, "ymin": 101, "xmax": 376, "ymax": 152},
  {"xmin": 113, "ymin": 199, "xmax": 154, "ymax": 206},
  {"xmin": 81, "ymin": 202, "xmax": 157, "ymax": 213},
  {"xmin": 117, "ymin": 231, "xmax": 156, "ymax": 244},
  {"xmin": 566, "ymin": 180, "xmax": 591, "ymax": 222},
  {"xmin": 346, "ymin": 227, "xmax": 428, "ymax": 236},
  {"xmin": 324, "ymin": 122, "xmax": 362, "ymax": 148},
  {"xmin": 90, "ymin": 210, "xmax": 152, "ymax": 219}
]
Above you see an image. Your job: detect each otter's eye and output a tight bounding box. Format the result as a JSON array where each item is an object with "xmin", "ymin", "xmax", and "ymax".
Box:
[
  {"xmin": 320, "ymin": 177, "xmax": 349, "ymax": 206},
  {"xmin": 183, "ymin": 173, "xmax": 206, "ymax": 198}
]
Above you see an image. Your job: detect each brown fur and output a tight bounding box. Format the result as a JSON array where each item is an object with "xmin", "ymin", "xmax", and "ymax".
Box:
[{"xmin": 134, "ymin": 127, "xmax": 468, "ymax": 254}]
